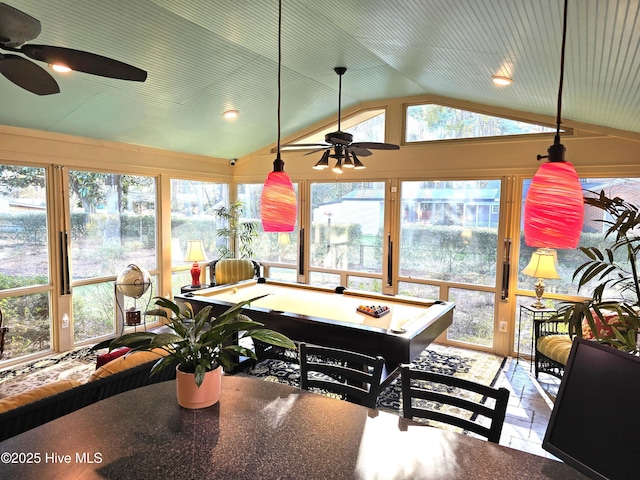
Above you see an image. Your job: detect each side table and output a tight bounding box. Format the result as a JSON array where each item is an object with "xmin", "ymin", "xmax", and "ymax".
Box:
[{"xmin": 517, "ymin": 304, "xmax": 557, "ymax": 366}]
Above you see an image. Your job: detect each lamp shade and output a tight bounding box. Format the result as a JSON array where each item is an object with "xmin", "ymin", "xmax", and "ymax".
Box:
[
  {"xmin": 524, "ymin": 161, "xmax": 584, "ymax": 249},
  {"xmin": 260, "ymin": 170, "xmax": 297, "ymax": 232},
  {"xmin": 522, "ymin": 249, "xmax": 560, "ymax": 280},
  {"xmin": 184, "ymin": 240, "xmax": 206, "ymax": 263},
  {"xmin": 184, "ymin": 240, "xmax": 206, "ymax": 288}
]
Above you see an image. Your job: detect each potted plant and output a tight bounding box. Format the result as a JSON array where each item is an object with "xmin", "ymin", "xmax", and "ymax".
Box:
[
  {"xmin": 93, "ymin": 295, "xmax": 296, "ymax": 408},
  {"xmin": 556, "ymin": 190, "xmax": 640, "ymax": 352},
  {"xmin": 214, "ymin": 200, "xmax": 258, "ymax": 259}
]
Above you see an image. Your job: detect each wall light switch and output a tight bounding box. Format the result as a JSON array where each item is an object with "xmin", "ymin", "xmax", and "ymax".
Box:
[
  {"xmin": 62, "ymin": 313, "xmax": 69, "ymax": 329},
  {"xmin": 499, "ymin": 320, "xmax": 508, "ymax": 333}
]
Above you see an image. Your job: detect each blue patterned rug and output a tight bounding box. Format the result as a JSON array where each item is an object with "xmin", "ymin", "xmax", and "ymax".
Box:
[
  {"xmin": 242, "ymin": 343, "xmax": 505, "ymax": 415},
  {"xmin": 0, "ymin": 343, "xmax": 505, "ymax": 420}
]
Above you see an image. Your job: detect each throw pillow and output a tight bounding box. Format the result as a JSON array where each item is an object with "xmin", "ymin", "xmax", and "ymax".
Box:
[
  {"xmin": 96, "ymin": 346, "xmax": 131, "ymax": 368},
  {"xmin": 88, "ymin": 348, "xmax": 169, "ymax": 381}
]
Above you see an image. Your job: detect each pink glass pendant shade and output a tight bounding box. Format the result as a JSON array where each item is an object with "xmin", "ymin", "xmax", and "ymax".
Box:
[
  {"xmin": 260, "ymin": 168, "xmax": 297, "ymax": 232},
  {"xmin": 524, "ymin": 160, "xmax": 584, "ymax": 249}
]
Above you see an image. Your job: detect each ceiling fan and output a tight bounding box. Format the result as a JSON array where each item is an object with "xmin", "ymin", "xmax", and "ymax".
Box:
[
  {"xmin": 283, "ymin": 66, "xmax": 399, "ymax": 173},
  {"xmin": 0, "ymin": 2, "xmax": 147, "ymax": 95}
]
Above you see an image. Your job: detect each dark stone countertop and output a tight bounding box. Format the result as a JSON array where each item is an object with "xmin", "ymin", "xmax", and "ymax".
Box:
[{"xmin": 0, "ymin": 375, "xmax": 588, "ymax": 480}]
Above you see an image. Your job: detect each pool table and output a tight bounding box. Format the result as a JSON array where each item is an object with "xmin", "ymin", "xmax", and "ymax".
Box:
[{"xmin": 176, "ymin": 279, "xmax": 454, "ymax": 382}]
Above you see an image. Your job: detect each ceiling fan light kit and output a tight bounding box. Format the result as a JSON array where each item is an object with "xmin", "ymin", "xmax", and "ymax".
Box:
[
  {"xmin": 524, "ymin": 0, "xmax": 584, "ymax": 249},
  {"xmin": 342, "ymin": 152, "xmax": 354, "ymax": 168},
  {"xmin": 0, "ymin": 2, "xmax": 147, "ymax": 95},
  {"xmin": 50, "ymin": 63, "xmax": 71, "ymax": 73},
  {"xmin": 313, "ymin": 150, "xmax": 330, "ymax": 170},
  {"xmin": 352, "ymin": 153, "xmax": 365, "ymax": 169}
]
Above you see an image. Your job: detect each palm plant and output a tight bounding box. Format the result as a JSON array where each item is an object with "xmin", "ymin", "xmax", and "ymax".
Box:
[
  {"xmin": 214, "ymin": 200, "xmax": 258, "ymax": 259},
  {"xmin": 556, "ymin": 191, "xmax": 640, "ymax": 352},
  {"xmin": 93, "ymin": 295, "xmax": 296, "ymax": 386}
]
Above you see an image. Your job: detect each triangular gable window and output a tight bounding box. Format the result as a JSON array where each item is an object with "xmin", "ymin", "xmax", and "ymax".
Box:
[{"xmin": 405, "ymin": 104, "xmax": 560, "ymax": 142}]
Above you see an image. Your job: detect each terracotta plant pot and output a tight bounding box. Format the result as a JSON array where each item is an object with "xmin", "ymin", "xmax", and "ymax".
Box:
[{"xmin": 175, "ymin": 365, "xmax": 222, "ymax": 409}]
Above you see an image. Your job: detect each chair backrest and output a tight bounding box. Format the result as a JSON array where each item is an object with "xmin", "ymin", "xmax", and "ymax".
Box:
[
  {"xmin": 399, "ymin": 364, "xmax": 509, "ymax": 443},
  {"xmin": 209, "ymin": 259, "xmax": 260, "ymax": 286},
  {"xmin": 298, "ymin": 342, "xmax": 385, "ymax": 409}
]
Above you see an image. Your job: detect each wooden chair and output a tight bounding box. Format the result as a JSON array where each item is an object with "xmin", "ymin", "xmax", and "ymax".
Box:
[
  {"xmin": 209, "ymin": 258, "xmax": 261, "ymax": 286},
  {"xmin": 399, "ymin": 364, "xmax": 509, "ymax": 443},
  {"xmin": 298, "ymin": 342, "xmax": 385, "ymax": 409}
]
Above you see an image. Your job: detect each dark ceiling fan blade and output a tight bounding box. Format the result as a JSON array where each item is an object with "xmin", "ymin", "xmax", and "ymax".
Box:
[
  {"xmin": 346, "ymin": 146, "xmax": 372, "ymax": 157},
  {"xmin": 282, "ymin": 142, "xmax": 329, "ymax": 149},
  {"xmin": 351, "ymin": 141, "xmax": 400, "ymax": 150},
  {"xmin": 0, "ymin": 53, "xmax": 59, "ymax": 94},
  {"xmin": 303, "ymin": 147, "xmax": 331, "ymax": 156},
  {"xmin": 0, "ymin": 3, "xmax": 41, "ymax": 47},
  {"xmin": 20, "ymin": 44, "xmax": 147, "ymax": 82}
]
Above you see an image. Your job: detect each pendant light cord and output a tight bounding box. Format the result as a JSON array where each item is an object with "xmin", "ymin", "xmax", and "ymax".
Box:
[
  {"xmin": 555, "ymin": 0, "xmax": 568, "ymax": 142},
  {"xmin": 276, "ymin": 0, "xmax": 282, "ymax": 158},
  {"xmin": 538, "ymin": 0, "xmax": 569, "ymax": 162},
  {"xmin": 271, "ymin": 0, "xmax": 284, "ymax": 172}
]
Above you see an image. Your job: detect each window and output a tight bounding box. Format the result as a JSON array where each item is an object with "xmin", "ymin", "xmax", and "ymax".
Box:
[
  {"xmin": 399, "ymin": 179, "xmax": 502, "ymax": 348},
  {"xmin": 399, "ymin": 180, "xmax": 501, "ymax": 285},
  {"xmin": 310, "ymin": 182, "xmax": 385, "ymax": 288},
  {"xmin": 406, "ymin": 104, "xmax": 556, "ymax": 142},
  {"xmin": 516, "ymin": 177, "xmax": 640, "ymax": 357},
  {"xmin": 519, "ymin": 177, "xmax": 640, "ymax": 298},
  {"xmin": 237, "ymin": 183, "xmax": 298, "ymax": 281},
  {"xmin": 170, "ymin": 180, "xmax": 228, "ymax": 294},
  {"xmin": 286, "ymin": 109, "xmax": 386, "ymax": 148},
  {"xmin": 0, "ymin": 164, "xmax": 51, "ymax": 358},
  {"xmin": 70, "ymin": 171, "xmax": 157, "ymax": 343}
]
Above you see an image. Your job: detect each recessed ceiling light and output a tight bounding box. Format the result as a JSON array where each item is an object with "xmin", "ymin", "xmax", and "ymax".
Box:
[
  {"xmin": 222, "ymin": 110, "xmax": 239, "ymax": 119},
  {"xmin": 50, "ymin": 64, "xmax": 72, "ymax": 73},
  {"xmin": 492, "ymin": 75, "xmax": 513, "ymax": 86}
]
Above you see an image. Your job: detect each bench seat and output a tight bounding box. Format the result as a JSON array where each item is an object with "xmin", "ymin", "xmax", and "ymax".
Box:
[
  {"xmin": 534, "ymin": 318, "xmax": 571, "ymax": 379},
  {"xmin": 536, "ymin": 335, "xmax": 572, "ymax": 371},
  {"xmin": 0, "ymin": 349, "xmax": 176, "ymax": 441}
]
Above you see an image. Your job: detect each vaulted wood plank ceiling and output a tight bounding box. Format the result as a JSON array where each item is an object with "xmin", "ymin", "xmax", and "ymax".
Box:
[{"xmin": 1, "ymin": 0, "xmax": 639, "ymax": 159}]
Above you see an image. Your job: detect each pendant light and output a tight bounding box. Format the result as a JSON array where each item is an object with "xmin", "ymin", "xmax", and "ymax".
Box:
[
  {"xmin": 260, "ymin": 0, "xmax": 297, "ymax": 233},
  {"xmin": 523, "ymin": 0, "xmax": 583, "ymax": 249}
]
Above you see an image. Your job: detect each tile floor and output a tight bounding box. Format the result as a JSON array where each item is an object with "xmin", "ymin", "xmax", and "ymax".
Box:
[{"xmin": 495, "ymin": 355, "xmax": 562, "ymax": 459}]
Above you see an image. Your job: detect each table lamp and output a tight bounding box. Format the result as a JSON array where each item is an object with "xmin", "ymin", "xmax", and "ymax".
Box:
[
  {"xmin": 184, "ymin": 240, "xmax": 207, "ymax": 287},
  {"xmin": 522, "ymin": 248, "xmax": 560, "ymax": 308}
]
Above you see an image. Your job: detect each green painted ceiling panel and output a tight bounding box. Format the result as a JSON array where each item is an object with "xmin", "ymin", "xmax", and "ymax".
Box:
[{"xmin": 1, "ymin": 0, "xmax": 639, "ymax": 159}]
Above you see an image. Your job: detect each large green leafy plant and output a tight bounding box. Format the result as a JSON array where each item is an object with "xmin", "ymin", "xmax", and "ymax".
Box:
[
  {"xmin": 556, "ymin": 191, "xmax": 640, "ymax": 352},
  {"xmin": 93, "ymin": 296, "xmax": 296, "ymax": 386}
]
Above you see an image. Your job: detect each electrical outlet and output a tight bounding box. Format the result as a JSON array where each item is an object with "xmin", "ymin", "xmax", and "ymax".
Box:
[
  {"xmin": 499, "ymin": 320, "xmax": 508, "ymax": 332},
  {"xmin": 62, "ymin": 313, "xmax": 69, "ymax": 329}
]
